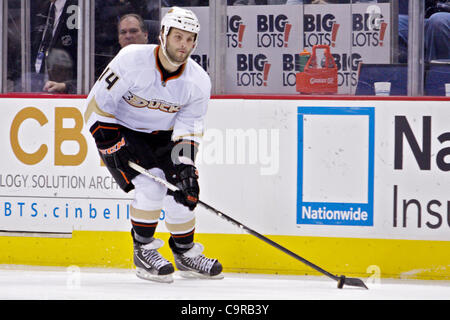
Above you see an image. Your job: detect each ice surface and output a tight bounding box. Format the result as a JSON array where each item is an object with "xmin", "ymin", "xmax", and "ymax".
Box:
[{"xmin": 1, "ymin": 265, "xmax": 449, "ymax": 301}]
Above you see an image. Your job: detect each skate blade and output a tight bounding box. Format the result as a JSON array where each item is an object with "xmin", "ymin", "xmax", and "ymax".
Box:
[
  {"xmin": 136, "ymin": 268, "xmax": 174, "ymax": 283},
  {"xmin": 178, "ymin": 270, "xmax": 224, "ymax": 280}
]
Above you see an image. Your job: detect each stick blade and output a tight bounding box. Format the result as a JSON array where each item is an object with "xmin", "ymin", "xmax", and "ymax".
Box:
[{"xmin": 337, "ymin": 275, "xmax": 368, "ymax": 289}]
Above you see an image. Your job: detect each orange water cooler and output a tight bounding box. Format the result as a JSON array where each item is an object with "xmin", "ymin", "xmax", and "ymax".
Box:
[{"xmin": 296, "ymin": 45, "xmax": 338, "ymax": 94}]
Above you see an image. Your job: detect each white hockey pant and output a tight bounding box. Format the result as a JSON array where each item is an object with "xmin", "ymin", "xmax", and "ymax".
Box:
[{"xmin": 130, "ymin": 168, "xmax": 195, "ymax": 238}]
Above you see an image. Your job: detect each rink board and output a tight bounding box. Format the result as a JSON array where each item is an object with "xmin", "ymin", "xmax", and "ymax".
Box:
[
  {"xmin": 1, "ymin": 231, "xmax": 449, "ymax": 280},
  {"xmin": 0, "ymin": 94, "xmax": 449, "ymax": 280}
]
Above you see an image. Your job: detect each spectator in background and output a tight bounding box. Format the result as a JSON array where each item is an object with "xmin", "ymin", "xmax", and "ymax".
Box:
[
  {"xmin": 398, "ymin": 0, "xmax": 450, "ymax": 62},
  {"xmin": 424, "ymin": 12, "xmax": 450, "ymax": 61},
  {"xmin": 94, "ymin": 0, "xmax": 152, "ymax": 80},
  {"xmin": 31, "ymin": 0, "xmax": 78, "ymax": 94},
  {"xmin": 95, "ymin": 13, "xmax": 149, "ymax": 81},
  {"xmin": 118, "ymin": 14, "xmax": 149, "ymax": 48}
]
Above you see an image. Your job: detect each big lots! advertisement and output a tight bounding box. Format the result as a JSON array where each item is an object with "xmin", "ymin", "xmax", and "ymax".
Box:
[{"xmin": 174, "ymin": 4, "xmax": 391, "ymax": 95}]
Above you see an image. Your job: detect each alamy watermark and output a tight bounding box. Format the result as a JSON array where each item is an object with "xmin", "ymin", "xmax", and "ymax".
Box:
[
  {"xmin": 66, "ymin": 265, "xmax": 81, "ymax": 289},
  {"xmin": 366, "ymin": 264, "xmax": 381, "ymax": 285},
  {"xmin": 66, "ymin": 5, "xmax": 81, "ymax": 30},
  {"xmin": 192, "ymin": 128, "xmax": 280, "ymax": 176}
]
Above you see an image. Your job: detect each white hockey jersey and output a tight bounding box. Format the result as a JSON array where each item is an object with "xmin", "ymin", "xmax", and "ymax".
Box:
[{"xmin": 84, "ymin": 44, "xmax": 211, "ymax": 143}]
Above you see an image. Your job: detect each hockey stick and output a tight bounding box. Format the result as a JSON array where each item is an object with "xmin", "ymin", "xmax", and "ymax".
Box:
[{"xmin": 128, "ymin": 161, "xmax": 368, "ymax": 290}]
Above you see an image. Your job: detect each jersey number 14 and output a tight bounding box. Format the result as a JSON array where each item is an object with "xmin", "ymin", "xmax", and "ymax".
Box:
[{"xmin": 98, "ymin": 67, "xmax": 119, "ymax": 90}]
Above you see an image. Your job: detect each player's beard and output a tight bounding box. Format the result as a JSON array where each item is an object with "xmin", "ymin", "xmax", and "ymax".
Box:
[{"xmin": 165, "ymin": 42, "xmax": 193, "ymax": 65}]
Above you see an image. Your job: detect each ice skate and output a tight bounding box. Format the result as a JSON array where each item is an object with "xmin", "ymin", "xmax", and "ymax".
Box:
[
  {"xmin": 170, "ymin": 242, "xmax": 223, "ymax": 280},
  {"xmin": 133, "ymin": 237, "xmax": 175, "ymax": 283}
]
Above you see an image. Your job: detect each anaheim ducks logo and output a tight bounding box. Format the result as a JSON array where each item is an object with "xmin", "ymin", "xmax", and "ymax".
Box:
[{"xmin": 123, "ymin": 91, "xmax": 181, "ymax": 113}]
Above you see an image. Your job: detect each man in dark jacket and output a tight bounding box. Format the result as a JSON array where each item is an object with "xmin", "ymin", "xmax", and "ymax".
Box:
[{"xmin": 31, "ymin": 0, "xmax": 78, "ymax": 93}]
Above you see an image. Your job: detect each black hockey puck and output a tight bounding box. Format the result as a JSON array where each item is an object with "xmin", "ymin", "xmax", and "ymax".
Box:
[{"xmin": 337, "ymin": 275, "xmax": 346, "ymax": 289}]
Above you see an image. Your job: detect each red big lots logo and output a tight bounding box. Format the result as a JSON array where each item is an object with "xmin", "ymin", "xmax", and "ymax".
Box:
[
  {"xmin": 227, "ymin": 15, "xmax": 246, "ymax": 48},
  {"xmin": 227, "ymin": 14, "xmax": 292, "ymax": 49},
  {"xmin": 256, "ymin": 14, "xmax": 292, "ymax": 48},
  {"xmin": 352, "ymin": 13, "xmax": 387, "ymax": 47},
  {"xmin": 236, "ymin": 54, "xmax": 271, "ymax": 87},
  {"xmin": 303, "ymin": 14, "xmax": 340, "ymax": 48}
]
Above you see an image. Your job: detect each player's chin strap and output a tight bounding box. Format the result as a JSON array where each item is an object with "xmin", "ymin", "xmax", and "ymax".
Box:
[{"xmin": 128, "ymin": 161, "xmax": 369, "ymax": 290}]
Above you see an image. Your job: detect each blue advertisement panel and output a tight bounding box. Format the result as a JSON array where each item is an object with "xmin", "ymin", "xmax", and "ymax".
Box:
[{"xmin": 297, "ymin": 106, "xmax": 375, "ymax": 226}]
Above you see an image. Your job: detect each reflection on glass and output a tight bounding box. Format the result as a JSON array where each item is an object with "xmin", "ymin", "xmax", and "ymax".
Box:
[
  {"xmin": 6, "ymin": 0, "xmax": 22, "ymax": 92},
  {"xmin": 161, "ymin": 1, "xmax": 209, "ymax": 7},
  {"xmin": 229, "ymin": 0, "xmax": 288, "ymax": 4},
  {"xmin": 3, "ymin": 0, "xmax": 449, "ymax": 96},
  {"xmin": 396, "ymin": 0, "xmax": 450, "ymax": 96}
]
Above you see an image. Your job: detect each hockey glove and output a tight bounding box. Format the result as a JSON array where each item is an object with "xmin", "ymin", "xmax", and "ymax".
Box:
[
  {"xmin": 90, "ymin": 122, "xmax": 137, "ymax": 175},
  {"xmin": 172, "ymin": 164, "xmax": 200, "ymax": 211}
]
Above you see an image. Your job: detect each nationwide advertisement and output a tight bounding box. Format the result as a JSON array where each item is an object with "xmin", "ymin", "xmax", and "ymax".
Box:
[{"xmin": 297, "ymin": 106, "xmax": 375, "ymax": 226}]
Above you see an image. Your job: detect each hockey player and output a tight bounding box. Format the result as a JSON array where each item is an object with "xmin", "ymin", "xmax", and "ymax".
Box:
[{"xmin": 84, "ymin": 7, "xmax": 222, "ymax": 283}]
